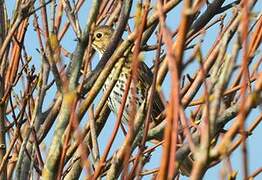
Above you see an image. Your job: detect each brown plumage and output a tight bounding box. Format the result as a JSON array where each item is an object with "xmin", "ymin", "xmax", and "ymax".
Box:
[
  {"xmin": 92, "ymin": 25, "xmax": 192, "ymax": 177},
  {"xmin": 92, "ymin": 25, "xmax": 164, "ymax": 124}
]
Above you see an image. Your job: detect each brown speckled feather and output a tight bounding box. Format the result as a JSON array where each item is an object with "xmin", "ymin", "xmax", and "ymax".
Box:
[{"xmin": 138, "ymin": 60, "xmax": 165, "ymax": 120}]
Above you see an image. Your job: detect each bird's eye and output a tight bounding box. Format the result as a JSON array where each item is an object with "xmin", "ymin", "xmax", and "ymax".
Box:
[{"xmin": 96, "ymin": 32, "xmax": 103, "ymax": 39}]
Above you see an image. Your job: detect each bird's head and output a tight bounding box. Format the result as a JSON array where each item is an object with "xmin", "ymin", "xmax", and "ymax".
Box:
[{"xmin": 92, "ymin": 25, "xmax": 114, "ymax": 56}]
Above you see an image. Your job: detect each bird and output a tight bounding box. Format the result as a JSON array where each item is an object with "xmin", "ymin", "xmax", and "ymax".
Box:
[
  {"xmin": 92, "ymin": 25, "xmax": 164, "ymax": 124},
  {"xmin": 91, "ymin": 25, "xmax": 192, "ymax": 176}
]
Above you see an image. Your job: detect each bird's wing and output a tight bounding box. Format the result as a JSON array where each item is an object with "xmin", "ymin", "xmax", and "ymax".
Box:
[{"xmin": 138, "ymin": 61, "xmax": 165, "ymax": 120}]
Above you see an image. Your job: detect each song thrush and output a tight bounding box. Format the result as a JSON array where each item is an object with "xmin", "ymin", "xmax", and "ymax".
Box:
[
  {"xmin": 92, "ymin": 25, "xmax": 164, "ymax": 124},
  {"xmin": 92, "ymin": 25, "xmax": 192, "ymax": 176}
]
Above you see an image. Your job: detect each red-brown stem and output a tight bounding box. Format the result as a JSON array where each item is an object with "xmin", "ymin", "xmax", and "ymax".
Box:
[{"xmin": 239, "ymin": 0, "xmax": 250, "ymax": 178}]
